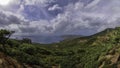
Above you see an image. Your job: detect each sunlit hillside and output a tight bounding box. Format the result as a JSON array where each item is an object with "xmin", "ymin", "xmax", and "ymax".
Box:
[{"xmin": 0, "ymin": 27, "xmax": 120, "ymax": 68}]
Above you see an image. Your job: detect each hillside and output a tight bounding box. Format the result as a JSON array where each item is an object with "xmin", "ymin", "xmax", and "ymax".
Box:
[
  {"xmin": 1, "ymin": 27, "xmax": 120, "ymax": 68},
  {"xmin": 61, "ymin": 35, "xmax": 83, "ymax": 40},
  {"xmin": 0, "ymin": 52, "xmax": 24, "ymax": 68}
]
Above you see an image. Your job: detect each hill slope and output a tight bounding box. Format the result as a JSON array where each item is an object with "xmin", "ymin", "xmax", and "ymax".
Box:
[
  {"xmin": 37, "ymin": 27, "xmax": 120, "ymax": 68},
  {"xmin": 1, "ymin": 27, "xmax": 120, "ymax": 68},
  {"xmin": 0, "ymin": 52, "xmax": 24, "ymax": 68}
]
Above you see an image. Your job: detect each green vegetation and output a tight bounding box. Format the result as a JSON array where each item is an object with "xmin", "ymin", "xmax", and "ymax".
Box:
[
  {"xmin": 0, "ymin": 29, "xmax": 14, "ymax": 53},
  {"xmin": 1, "ymin": 27, "xmax": 120, "ymax": 68}
]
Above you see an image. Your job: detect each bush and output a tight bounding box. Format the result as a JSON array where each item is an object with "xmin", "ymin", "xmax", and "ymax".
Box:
[
  {"xmin": 7, "ymin": 40, "xmax": 20, "ymax": 47},
  {"xmin": 21, "ymin": 38, "xmax": 32, "ymax": 44},
  {"xmin": 19, "ymin": 44, "xmax": 37, "ymax": 55}
]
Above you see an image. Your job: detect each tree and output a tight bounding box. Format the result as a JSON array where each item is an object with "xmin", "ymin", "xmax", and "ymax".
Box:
[
  {"xmin": 0, "ymin": 29, "xmax": 15, "ymax": 53},
  {"xmin": 21, "ymin": 38, "xmax": 32, "ymax": 44}
]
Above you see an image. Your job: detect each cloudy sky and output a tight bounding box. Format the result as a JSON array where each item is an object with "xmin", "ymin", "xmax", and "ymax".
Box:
[{"xmin": 0, "ymin": 0, "xmax": 120, "ymax": 42}]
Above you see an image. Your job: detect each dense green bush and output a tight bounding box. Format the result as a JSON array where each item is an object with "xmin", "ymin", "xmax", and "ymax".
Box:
[
  {"xmin": 19, "ymin": 44, "xmax": 37, "ymax": 55},
  {"xmin": 7, "ymin": 40, "xmax": 20, "ymax": 47}
]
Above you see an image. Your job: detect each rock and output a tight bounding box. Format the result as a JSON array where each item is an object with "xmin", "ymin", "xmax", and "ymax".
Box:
[
  {"xmin": 110, "ymin": 53, "xmax": 120, "ymax": 64},
  {"xmin": 0, "ymin": 59, "xmax": 3, "ymax": 64},
  {"xmin": 99, "ymin": 61, "xmax": 105, "ymax": 68}
]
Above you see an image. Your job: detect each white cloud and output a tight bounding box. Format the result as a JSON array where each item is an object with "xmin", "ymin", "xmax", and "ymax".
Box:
[
  {"xmin": 48, "ymin": 4, "xmax": 62, "ymax": 11},
  {"xmin": 24, "ymin": 0, "xmax": 54, "ymax": 7},
  {"xmin": 85, "ymin": 0, "xmax": 101, "ymax": 8},
  {"xmin": 48, "ymin": 0, "xmax": 120, "ymax": 35},
  {"xmin": 1, "ymin": 0, "xmax": 120, "ymax": 37}
]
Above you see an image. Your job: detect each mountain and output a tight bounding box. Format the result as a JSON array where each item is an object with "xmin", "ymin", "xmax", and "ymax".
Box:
[
  {"xmin": 1, "ymin": 27, "xmax": 120, "ymax": 68},
  {"xmin": 18, "ymin": 35, "xmax": 83, "ymax": 44},
  {"xmin": 61, "ymin": 35, "xmax": 83, "ymax": 40}
]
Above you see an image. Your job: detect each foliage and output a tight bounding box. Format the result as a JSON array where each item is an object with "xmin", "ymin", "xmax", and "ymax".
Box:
[
  {"xmin": 21, "ymin": 38, "xmax": 32, "ymax": 44},
  {"xmin": 0, "ymin": 29, "xmax": 14, "ymax": 53},
  {"xmin": 1, "ymin": 27, "xmax": 120, "ymax": 68}
]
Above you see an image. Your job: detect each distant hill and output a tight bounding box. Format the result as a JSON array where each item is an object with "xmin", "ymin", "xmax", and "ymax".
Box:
[
  {"xmin": 17, "ymin": 35, "xmax": 84, "ymax": 44},
  {"xmin": 61, "ymin": 35, "xmax": 83, "ymax": 40}
]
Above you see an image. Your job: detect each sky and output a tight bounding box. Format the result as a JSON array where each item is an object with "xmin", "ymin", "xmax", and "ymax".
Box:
[{"xmin": 0, "ymin": 0, "xmax": 120, "ymax": 43}]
